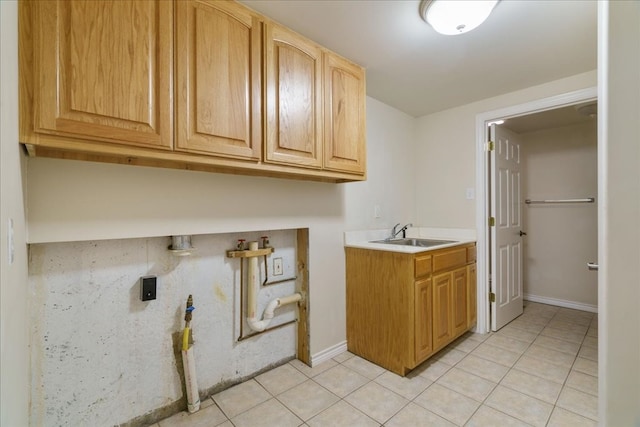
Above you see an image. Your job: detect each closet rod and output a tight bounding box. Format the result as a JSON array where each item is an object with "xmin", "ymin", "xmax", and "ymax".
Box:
[{"xmin": 525, "ymin": 197, "xmax": 595, "ymax": 205}]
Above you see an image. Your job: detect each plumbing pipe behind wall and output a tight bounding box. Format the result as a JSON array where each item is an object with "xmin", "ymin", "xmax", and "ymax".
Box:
[
  {"xmin": 245, "ymin": 241, "xmax": 302, "ymax": 332},
  {"xmin": 247, "ymin": 241, "xmax": 260, "ymax": 322},
  {"xmin": 247, "ymin": 293, "xmax": 302, "ymax": 332}
]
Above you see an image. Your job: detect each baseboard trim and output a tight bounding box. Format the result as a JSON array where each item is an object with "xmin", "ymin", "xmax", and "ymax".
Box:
[
  {"xmin": 524, "ymin": 293, "xmax": 598, "ymax": 313},
  {"xmin": 310, "ymin": 341, "xmax": 347, "ymax": 367}
]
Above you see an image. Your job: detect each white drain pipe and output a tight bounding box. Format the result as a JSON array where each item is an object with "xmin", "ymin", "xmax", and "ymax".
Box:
[{"xmin": 246, "ymin": 241, "xmax": 302, "ymax": 332}]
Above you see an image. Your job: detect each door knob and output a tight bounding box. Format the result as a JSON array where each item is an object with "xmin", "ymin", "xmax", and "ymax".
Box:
[
  {"xmin": 519, "ymin": 231, "xmax": 527, "ymax": 236},
  {"xmin": 587, "ymin": 262, "xmax": 599, "ymax": 271}
]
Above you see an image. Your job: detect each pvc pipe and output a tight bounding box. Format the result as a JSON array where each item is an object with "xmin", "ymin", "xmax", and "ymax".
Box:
[
  {"xmin": 182, "ymin": 347, "xmax": 200, "ymax": 413},
  {"xmin": 247, "ymin": 241, "xmax": 259, "ymax": 322},
  {"xmin": 247, "ymin": 292, "xmax": 302, "ymax": 332},
  {"xmin": 245, "ymin": 240, "xmax": 302, "ymax": 332}
]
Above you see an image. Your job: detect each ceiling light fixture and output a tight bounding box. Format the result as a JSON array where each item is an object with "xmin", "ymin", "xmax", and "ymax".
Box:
[{"xmin": 420, "ymin": 0, "xmax": 499, "ymax": 36}]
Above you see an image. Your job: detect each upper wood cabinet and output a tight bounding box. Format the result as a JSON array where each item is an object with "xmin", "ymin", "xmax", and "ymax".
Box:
[
  {"xmin": 264, "ymin": 23, "xmax": 323, "ymax": 168},
  {"xmin": 21, "ymin": 0, "xmax": 173, "ymax": 149},
  {"xmin": 175, "ymin": 0, "xmax": 261, "ymax": 160},
  {"xmin": 323, "ymin": 54, "xmax": 366, "ymax": 174},
  {"xmin": 19, "ymin": 0, "xmax": 366, "ymax": 183}
]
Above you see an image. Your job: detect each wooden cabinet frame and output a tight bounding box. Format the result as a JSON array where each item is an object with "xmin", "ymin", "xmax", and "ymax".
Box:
[
  {"xmin": 346, "ymin": 243, "xmax": 477, "ymax": 376},
  {"xmin": 19, "ymin": 0, "xmax": 366, "ymax": 184}
]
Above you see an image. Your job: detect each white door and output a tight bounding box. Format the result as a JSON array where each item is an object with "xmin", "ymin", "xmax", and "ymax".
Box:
[{"xmin": 490, "ymin": 124, "xmax": 524, "ymax": 330}]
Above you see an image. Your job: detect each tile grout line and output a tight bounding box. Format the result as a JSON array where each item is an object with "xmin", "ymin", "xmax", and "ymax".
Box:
[{"xmin": 170, "ymin": 303, "xmax": 597, "ymax": 427}]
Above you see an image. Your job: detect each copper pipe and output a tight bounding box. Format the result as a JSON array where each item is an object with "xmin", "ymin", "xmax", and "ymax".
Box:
[
  {"xmin": 237, "ymin": 319, "xmax": 297, "ymax": 342},
  {"xmin": 263, "ymin": 276, "xmax": 298, "ymax": 287}
]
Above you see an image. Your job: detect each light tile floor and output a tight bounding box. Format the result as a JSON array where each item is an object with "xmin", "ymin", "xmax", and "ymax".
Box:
[{"xmin": 153, "ymin": 302, "xmax": 598, "ymax": 427}]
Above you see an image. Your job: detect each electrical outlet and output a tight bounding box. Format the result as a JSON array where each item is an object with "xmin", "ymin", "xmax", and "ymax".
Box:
[
  {"xmin": 140, "ymin": 276, "xmax": 157, "ymax": 301},
  {"xmin": 466, "ymin": 188, "xmax": 475, "ymax": 200},
  {"xmin": 273, "ymin": 258, "xmax": 283, "ymax": 276}
]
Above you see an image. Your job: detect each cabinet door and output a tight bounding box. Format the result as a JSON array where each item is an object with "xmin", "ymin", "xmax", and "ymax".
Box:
[
  {"xmin": 432, "ymin": 272, "xmax": 453, "ymax": 350},
  {"xmin": 467, "ymin": 263, "xmax": 477, "ymax": 328},
  {"xmin": 175, "ymin": 0, "xmax": 261, "ymax": 159},
  {"xmin": 415, "ymin": 278, "xmax": 433, "ymax": 363},
  {"xmin": 265, "ymin": 23, "xmax": 323, "ymax": 168},
  {"xmin": 31, "ymin": 0, "xmax": 172, "ymax": 149},
  {"xmin": 452, "ymin": 267, "xmax": 468, "ymax": 337},
  {"xmin": 323, "ymin": 53, "xmax": 366, "ymax": 174}
]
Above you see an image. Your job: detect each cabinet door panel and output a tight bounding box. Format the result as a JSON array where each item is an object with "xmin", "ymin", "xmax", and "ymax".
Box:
[
  {"xmin": 415, "ymin": 278, "xmax": 433, "ymax": 363},
  {"xmin": 453, "ymin": 267, "xmax": 468, "ymax": 336},
  {"xmin": 323, "ymin": 54, "xmax": 365, "ymax": 174},
  {"xmin": 265, "ymin": 24, "xmax": 322, "ymax": 168},
  {"xmin": 34, "ymin": 0, "xmax": 172, "ymax": 148},
  {"xmin": 467, "ymin": 263, "xmax": 477, "ymax": 328},
  {"xmin": 176, "ymin": 0, "xmax": 261, "ymax": 159},
  {"xmin": 433, "ymin": 272, "xmax": 453, "ymax": 350}
]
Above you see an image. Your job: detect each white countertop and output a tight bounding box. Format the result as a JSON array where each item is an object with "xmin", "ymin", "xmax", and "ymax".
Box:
[{"xmin": 344, "ymin": 227, "xmax": 476, "ymax": 254}]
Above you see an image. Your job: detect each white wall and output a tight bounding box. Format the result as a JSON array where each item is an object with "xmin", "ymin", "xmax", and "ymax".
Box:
[
  {"xmin": 598, "ymin": 1, "xmax": 640, "ymax": 424},
  {"xmin": 414, "ymin": 70, "xmax": 597, "ymax": 229},
  {"xmin": 344, "ymin": 97, "xmax": 416, "ymax": 230},
  {"xmin": 0, "ymin": 1, "xmax": 30, "ymax": 426},
  {"xmin": 29, "ymin": 231, "xmax": 298, "ymax": 426},
  {"xmin": 22, "ymin": 95, "xmax": 415, "ymax": 424},
  {"xmin": 521, "ymin": 122, "xmax": 598, "ymax": 308}
]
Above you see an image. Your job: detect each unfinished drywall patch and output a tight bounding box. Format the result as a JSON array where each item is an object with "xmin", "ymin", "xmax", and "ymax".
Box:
[{"xmin": 28, "ymin": 230, "xmax": 298, "ymax": 426}]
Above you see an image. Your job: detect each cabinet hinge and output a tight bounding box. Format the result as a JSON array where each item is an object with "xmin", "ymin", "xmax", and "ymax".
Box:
[
  {"xmin": 486, "ymin": 141, "xmax": 495, "ymax": 151},
  {"xmin": 489, "ymin": 292, "xmax": 496, "ymax": 303},
  {"xmin": 488, "ymin": 217, "xmax": 496, "ymax": 227}
]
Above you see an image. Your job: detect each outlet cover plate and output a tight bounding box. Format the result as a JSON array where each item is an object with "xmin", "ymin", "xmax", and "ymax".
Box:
[
  {"xmin": 140, "ymin": 276, "xmax": 157, "ymax": 301},
  {"xmin": 273, "ymin": 258, "xmax": 283, "ymax": 276}
]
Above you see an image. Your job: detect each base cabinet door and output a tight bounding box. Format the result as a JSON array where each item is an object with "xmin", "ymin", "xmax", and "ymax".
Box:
[
  {"xmin": 467, "ymin": 263, "xmax": 477, "ymax": 327},
  {"xmin": 415, "ymin": 278, "xmax": 433, "ymax": 363},
  {"xmin": 26, "ymin": 0, "xmax": 173, "ymax": 149},
  {"xmin": 452, "ymin": 267, "xmax": 469, "ymax": 337},
  {"xmin": 432, "ymin": 272, "xmax": 453, "ymax": 351}
]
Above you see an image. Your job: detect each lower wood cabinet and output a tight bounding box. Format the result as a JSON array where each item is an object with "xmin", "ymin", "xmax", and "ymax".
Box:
[{"xmin": 346, "ymin": 242, "xmax": 476, "ymax": 376}]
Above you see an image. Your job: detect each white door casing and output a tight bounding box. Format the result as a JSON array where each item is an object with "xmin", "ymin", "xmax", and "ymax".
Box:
[
  {"xmin": 474, "ymin": 87, "xmax": 597, "ymax": 335},
  {"xmin": 491, "ymin": 124, "xmax": 524, "ymax": 330}
]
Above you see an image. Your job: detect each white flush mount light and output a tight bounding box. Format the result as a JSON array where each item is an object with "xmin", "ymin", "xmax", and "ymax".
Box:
[{"xmin": 420, "ymin": 0, "xmax": 499, "ymax": 36}]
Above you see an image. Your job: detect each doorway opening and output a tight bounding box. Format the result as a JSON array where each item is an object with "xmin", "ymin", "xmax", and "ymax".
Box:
[{"xmin": 474, "ymin": 87, "xmax": 598, "ymax": 333}]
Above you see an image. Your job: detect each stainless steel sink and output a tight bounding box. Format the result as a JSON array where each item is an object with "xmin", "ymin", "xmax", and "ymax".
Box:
[{"xmin": 370, "ymin": 238, "xmax": 457, "ymax": 247}]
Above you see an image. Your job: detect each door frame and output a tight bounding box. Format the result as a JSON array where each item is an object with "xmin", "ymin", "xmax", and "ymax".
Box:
[{"xmin": 474, "ymin": 86, "xmax": 598, "ymax": 333}]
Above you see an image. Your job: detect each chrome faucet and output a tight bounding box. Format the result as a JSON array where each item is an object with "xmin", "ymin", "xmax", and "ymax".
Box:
[{"xmin": 390, "ymin": 223, "xmax": 413, "ymax": 239}]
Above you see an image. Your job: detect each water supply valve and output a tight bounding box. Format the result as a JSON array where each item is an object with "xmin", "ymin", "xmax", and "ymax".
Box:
[{"xmin": 261, "ymin": 236, "xmax": 270, "ymax": 249}]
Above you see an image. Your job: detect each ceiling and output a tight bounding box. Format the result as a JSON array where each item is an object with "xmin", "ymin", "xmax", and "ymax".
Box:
[
  {"xmin": 240, "ymin": 0, "xmax": 597, "ymax": 118},
  {"xmin": 501, "ymin": 102, "xmax": 597, "ymax": 134}
]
